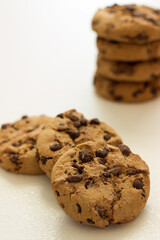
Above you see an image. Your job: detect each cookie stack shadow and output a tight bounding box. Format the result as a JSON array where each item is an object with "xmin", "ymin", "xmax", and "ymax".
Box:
[{"xmin": 92, "ymin": 4, "xmax": 160, "ymax": 102}]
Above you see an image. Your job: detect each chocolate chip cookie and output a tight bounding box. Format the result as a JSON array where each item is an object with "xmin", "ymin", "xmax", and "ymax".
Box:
[
  {"xmin": 0, "ymin": 115, "xmax": 52, "ymax": 175},
  {"xmin": 97, "ymin": 56, "xmax": 160, "ymax": 82},
  {"xmin": 94, "ymin": 73, "xmax": 160, "ymax": 102},
  {"xmin": 36, "ymin": 109, "xmax": 122, "ymax": 178},
  {"xmin": 97, "ymin": 37, "xmax": 160, "ymax": 62},
  {"xmin": 92, "ymin": 4, "xmax": 160, "ymax": 44},
  {"xmin": 51, "ymin": 141, "xmax": 150, "ymax": 228}
]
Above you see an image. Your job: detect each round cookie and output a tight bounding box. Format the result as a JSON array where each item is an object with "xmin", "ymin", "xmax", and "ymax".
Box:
[
  {"xmin": 97, "ymin": 56, "xmax": 160, "ymax": 82},
  {"xmin": 51, "ymin": 141, "xmax": 150, "ymax": 228},
  {"xmin": 94, "ymin": 73, "xmax": 160, "ymax": 103},
  {"xmin": 36, "ymin": 109, "xmax": 122, "ymax": 178},
  {"xmin": 97, "ymin": 37, "xmax": 160, "ymax": 62},
  {"xmin": 92, "ymin": 4, "xmax": 160, "ymax": 44},
  {"xmin": 0, "ymin": 115, "xmax": 52, "ymax": 175}
]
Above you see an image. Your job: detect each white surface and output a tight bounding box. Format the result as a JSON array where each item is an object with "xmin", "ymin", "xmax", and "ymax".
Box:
[{"xmin": 0, "ymin": 0, "xmax": 160, "ymax": 239}]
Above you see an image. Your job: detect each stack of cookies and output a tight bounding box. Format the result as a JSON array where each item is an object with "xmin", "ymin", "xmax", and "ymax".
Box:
[
  {"xmin": 92, "ymin": 4, "xmax": 160, "ymax": 102},
  {"xmin": 0, "ymin": 110, "xmax": 150, "ymax": 228}
]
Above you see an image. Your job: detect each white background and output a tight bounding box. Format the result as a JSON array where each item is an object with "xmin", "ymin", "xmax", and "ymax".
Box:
[{"xmin": 0, "ymin": 0, "xmax": 160, "ymax": 239}]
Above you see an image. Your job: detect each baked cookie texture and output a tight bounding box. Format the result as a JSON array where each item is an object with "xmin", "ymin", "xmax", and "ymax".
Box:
[
  {"xmin": 94, "ymin": 73, "xmax": 160, "ymax": 103},
  {"xmin": 36, "ymin": 109, "xmax": 122, "ymax": 178},
  {"xmin": 97, "ymin": 56, "xmax": 160, "ymax": 82},
  {"xmin": 0, "ymin": 115, "xmax": 52, "ymax": 175},
  {"xmin": 51, "ymin": 141, "xmax": 150, "ymax": 228},
  {"xmin": 97, "ymin": 37, "xmax": 160, "ymax": 62},
  {"xmin": 92, "ymin": 4, "xmax": 160, "ymax": 44}
]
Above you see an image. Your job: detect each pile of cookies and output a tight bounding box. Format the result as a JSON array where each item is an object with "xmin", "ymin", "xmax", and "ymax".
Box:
[
  {"xmin": 92, "ymin": 4, "xmax": 160, "ymax": 102},
  {"xmin": 0, "ymin": 110, "xmax": 150, "ymax": 228}
]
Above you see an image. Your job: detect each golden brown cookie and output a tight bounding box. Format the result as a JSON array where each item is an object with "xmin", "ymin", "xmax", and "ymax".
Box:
[
  {"xmin": 92, "ymin": 4, "xmax": 160, "ymax": 44},
  {"xmin": 97, "ymin": 56, "xmax": 160, "ymax": 82},
  {"xmin": 97, "ymin": 37, "xmax": 160, "ymax": 62},
  {"xmin": 36, "ymin": 109, "xmax": 122, "ymax": 178},
  {"xmin": 94, "ymin": 73, "xmax": 160, "ymax": 102},
  {"xmin": 51, "ymin": 141, "xmax": 150, "ymax": 228},
  {"xmin": 0, "ymin": 115, "xmax": 52, "ymax": 175}
]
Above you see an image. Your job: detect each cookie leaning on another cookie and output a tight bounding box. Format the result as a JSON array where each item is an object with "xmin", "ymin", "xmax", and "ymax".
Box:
[
  {"xmin": 94, "ymin": 73, "xmax": 160, "ymax": 103},
  {"xmin": 51, "ymin": 141, "xmax": 150, "ymax": 228},
  {"xmin": 36, "ymin": 109, "xmax": 122, "ymax": 178},
  {"xmin": 92, "ymin": 4, "xmax": 160, "ymax": 44},
  {"xmin": 0, "ymin": 115, "xmax": 52, "ymax": 175}
]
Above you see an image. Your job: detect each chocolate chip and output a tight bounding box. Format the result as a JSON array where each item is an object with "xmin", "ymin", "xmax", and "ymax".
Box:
[
  {"xmin": 90, "ymin": 118, "xmax": 100, "ymax": 125},
  {"xmin": 79, "ymin": 151, "xmax": 93, "ymax": 163},
  {"xmin": 1, "ymin": 124, "xmax": 10, "ymax": 129},
  {"xmin": 67, "ymin": 113, "xmax": 79, "ymax": 122},
  {"xmin": 80, "ymin": 119, "xmax": 87, "ymax": 126},
  {"xmin": 85, "ymin": 178, "xmax": 94, "ymax": 189},
  {"xmin": 104, "ymin": 134, "xmax": 111, "ymax": 141},
  {"xmin": 109, "ymin": 167, "xmax": 121, "ymax": 176},
  {"xmin": 87, "ymin": 219, "xmax": 95, "ymax": 224},
  {"xmin": 96, "ymin": 147, "xmax": 110, "ymax": 158},
  {"xmin": 21, "ymin": 115, "xmax": 28, "ymax": 119},
  {"xmin": 14, "ymin": 166, "xmax": 21, "ymax": 171},
  {"xmin": 66, "ymin": 174, "xmax": 82, "ymax": 183},
  {"xmin": 41, "ymin": 156, "xmax": 52, "ymax": 165},
  {"xmin": 117, "ymin": 144, "xmax": 131, "ymax": 156},
  {"xmin": 74, "ymin": 119, "xmax": 87, "ymax": 128},
  {"xmin": 114, "ymin": 96, "xmax": 123, "ymax": 101},
  {"xmin": 146, "ymin": 18, "xmax": 158, "ymax": 26},
  {"xmin": 41, "ymin": 156, "xmax": 48, "ymax": 165},
  {"xmin": 36, "ymin": 151, "xmax": 40, "ymax": 162},
  {"xmin": 74, "ymin": 120, "xmax": 82, "ymax": 128},
  {"xmin": 109, "ymin": 89, "xmax": 114, "ymax": 95},
  {"xmin": 133, "ymin": 180, "xmax": 144, "ymax": 189},
  {"xmin": 92, "ymin": 19, "xmax": 100, "ymax": 25},
  {"xmin": 123, "ymin": 6, "xmax": 135, "ymax": 11},
  {"xmin": 0, "ymin": 159, "xmax": 2, "ymax": 163},
  {"xmin": 103, "ymin": 172, "xmax": 111, "ymax": 178},
  {"xmin": 99, "ymin": 159, "xmax": 106, "ymax": 165},
  {"xmin": 10, "ymin": 153, "xmax": 22, "ymax": 166},
  {"xmin": 153, "ymin": 10, "xmax": 160, "ymax": 15},
  {"xmin": 55, "ymin": 190, "xmax": 60, "ymax": 196},
  {"xmin": 56, "ymin": 113, "xmax": 64, "ymax": 119},
  {"xmin": 133, "ymin": 89, "xmax": 143, "ymax": 97},
  {"xmin": 76, "ymin": 203, "xmax": 81, "ymax": 213},
  {"xmin": 125, "ymin": 33, "xmax": 148, "ymax": 41},
  {"xmin": 151, "ymin": 87, "xmax": 158, "ymax": 95},
  {"xmin": 144, "ymin": 82, "xmax": 149, "ymax": 88},
  {"xmin": 127, "ymin": 169, "xmax": 142, "ymax": 176},
  {"xmin": 66, "ymin": 129, "xmax": 80, "ymax": 140},
  {"xmin": 60, "ymin": 203, "xmax": 65, "ymax": 208},
  {"xmin": 59, "ymin": 123, "xmax": 64, "ymax": 126},
  {"xmin": 113, "ymin": 63, "xmax": 134, "ymax": 75},
  {"xmin": 50, "ymin": 143, "xmax": 62, "ymax": 151},
  {"xmin": 12, "ymin": 141, "xmax": 22, "ymax": 147},
  {"xmin": 137, "ymin": 33, "xmax": 148, "ymax": 41},
  {"xmin": 96, "ymin": 208, "xmax": 107, "ymax": 219},
  {"xmin": 150, "ymin": 74, "xmax": 158, "ymax": 80},
  {"xmin": 72, "ymin": 163, "xmax": 83, "ymax": 174}
]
